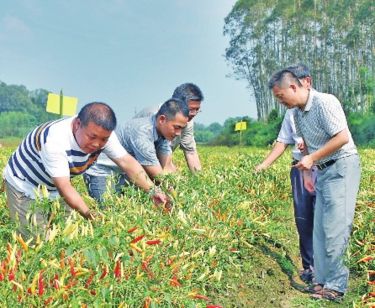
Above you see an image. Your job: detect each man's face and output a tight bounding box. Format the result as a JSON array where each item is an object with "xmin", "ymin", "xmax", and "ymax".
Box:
[
  {"xmin": 187, "ymin": 100, "xmax": 201, "ymax": 121},
  {"xmin": 73, "ymin": 119, "xmax": 112, "ymax": 153},
  {"xmin": 157, "ymin": 112, "xmax": 188, "ymax": 141},
  {"xmin": 272, "ymin": 84, "xmax": 301, "ymax": 109}
]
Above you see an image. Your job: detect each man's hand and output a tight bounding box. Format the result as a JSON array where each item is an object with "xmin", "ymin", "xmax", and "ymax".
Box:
[
  {"xmin": 295, "ymin": 155, "xmax": 314, "ymax": 170},
  {"xmin": 150, "ymin": 187, "xmax": 173, "ymax": 212},
  {"xmin": 255, "ymin": 163, "xmax": 267, "ymax": 172},
  {"xmin": 83, "ymin": 209, "xmax": 97, "ymax": 221}
]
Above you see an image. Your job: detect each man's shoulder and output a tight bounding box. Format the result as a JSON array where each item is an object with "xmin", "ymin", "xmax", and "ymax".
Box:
[
  {"xmin": 120, "ymin": 116, "xmax": 155, "ymax": 140},
  {"xmin": 134, "ymin": 105, "xmax": 159, "ymax": 118},
  {"xmin": 312, "ymin": 90, "xmax": 339, "ymax": 105},
  {"xmin": 43, "ymin": 117, "xmax": 74, "ymax": 147},
  {"xmin": 122, "ymin": 116, "xmax": 153, "ymax": 132}
]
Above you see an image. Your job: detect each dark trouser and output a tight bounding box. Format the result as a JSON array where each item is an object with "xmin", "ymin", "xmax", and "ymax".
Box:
[
  {"xmin": 83, "ymin": 173, "xmax": 128, "ymax": 204},
  {"xmin": 290, "ymin": 166, "xmax": 316, "ymax": 270}
]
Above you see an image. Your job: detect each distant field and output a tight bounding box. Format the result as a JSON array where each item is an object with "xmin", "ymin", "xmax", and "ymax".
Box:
[{"xmin": 0, "ymin": 146, "xmax": 373, "ymax": 307}]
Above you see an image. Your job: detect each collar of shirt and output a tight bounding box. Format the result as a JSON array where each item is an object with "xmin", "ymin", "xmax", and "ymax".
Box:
[
  {"xmin": 302, "ymin": 89, "xmax": 316, "ymax": 112},
  {"xmin": 151, "ymin": 115, "xmax": 163, "ymax": 142}
]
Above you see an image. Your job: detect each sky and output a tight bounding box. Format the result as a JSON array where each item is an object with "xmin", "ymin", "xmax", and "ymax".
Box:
[{"xmin": 0, "ymin": 0, "xmax": 257, "ymax": 125}]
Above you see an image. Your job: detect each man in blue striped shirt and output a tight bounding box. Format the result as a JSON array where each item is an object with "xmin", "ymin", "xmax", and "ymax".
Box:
[{"xmin": 3, "ymin": 102, "xmax": 169, "ymax": 240}]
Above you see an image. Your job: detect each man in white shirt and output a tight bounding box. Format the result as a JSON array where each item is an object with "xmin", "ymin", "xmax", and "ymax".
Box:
[
  {"xmin": 256, "ymin": 64, "xmax": 316, "ymax": 283},
  {"xmin": 3, "ymin": 102, "xmax": 169, "ymax": 240}
]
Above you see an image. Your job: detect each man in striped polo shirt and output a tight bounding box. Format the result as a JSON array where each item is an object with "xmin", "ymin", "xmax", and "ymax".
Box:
[
  {"xmin": 269, "ymin": 69, "xmax": 361, "ymax": 301},
  {"xmin": 3, "ymin": 102, "xmax": 169, "ymax": 240}
]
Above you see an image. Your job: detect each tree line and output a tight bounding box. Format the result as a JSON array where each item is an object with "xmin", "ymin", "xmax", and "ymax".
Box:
[
  {"xmin": 0, "ymin": 79, "xmax": 374, "ymax": 147},
  {"xmin": 224, "ymin": 0, "xmax": 374, "ymax": 120},
  {"xmin": 0, "ymin": 81, "xmax": 58, "ymax": 139}
]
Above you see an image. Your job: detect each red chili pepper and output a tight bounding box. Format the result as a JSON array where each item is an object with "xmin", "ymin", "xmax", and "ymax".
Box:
[
  {"xmin": 114, "ymin": 260, "xmax": 121, "ymax": 279},
  {"xmin": 85, "ymin": 271, "xmax": 95, "ymax": 288},
  {"xmin": 69, "ymin": 258, "xmax": 76, "ymax": 277},
  {"xmin": 131, "ymin": 234, "xmax": 145, "ymax": 244},
  {"xmin": 100, "ymin": 265, "xmax": 108, "ymax": 280},
  {"xmin": 206, "ymin": 305, "xmax": 223, "ymax": 308},
  {"xmin": 90, "ymin": 289, "xmax": 97, "ymax": 296},
  {"xmin": 8, "ymin": 269, "xmax": 15, "ymax": 281},
  {"xmin": 193, "ymin": 294, "xmax": 210, "ymax": 301},
  {"xmin": 146, "ymin": 239, "xmax": 161, "ymax": 245},
  {"xmin": 127, "ymin": 226, "xmax": 137, "ymax": 233},
  {"xmin": 38, "ymin": 271, "xmax": 44, "ymax": 296},
  {"xmin": 53, "ymin": 274, "xmax": 59, "ymax": 289},
  {"xmin": 144, "ymin": 297, "xmax": 151, "ymax": 308},
  {"xmin": 65, "ymin": 277, "xmax": 78, "ymax": 289},
  {"xmin": 169, "ymin": 275, "xmax": 181, "ymax": 287},
  {"xmin": 0, "ymin": 273, "xmax": 4, "ymax": 281}
]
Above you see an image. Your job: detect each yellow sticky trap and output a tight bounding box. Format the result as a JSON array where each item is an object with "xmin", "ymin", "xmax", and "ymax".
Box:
[
  {"xmin": 46, "ymin": 93, "xmax": 78, "ymax": 116},
  {"xmin": 235, "ymin": 121, "xmax": 247, "ymax": 131}
]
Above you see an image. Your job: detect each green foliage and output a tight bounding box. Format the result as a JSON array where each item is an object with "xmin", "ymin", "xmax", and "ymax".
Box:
[
  {"xmin": 348, "ymin": 113, "xmax": 375, "ymax": 147},
  {"xmin": 0, "ymin": 81, "xmax": 58, "ymax": 138},
  {"xmin": 194, "ymin": 122, "xmax": 223, "ymax": 144},
  {"xmin": 210, "ymin": 114, "xmax": 282, "ymax": 147},
  {"xmin": 0, "ymin": 112, "xmax": 37, "ymax": 139}
]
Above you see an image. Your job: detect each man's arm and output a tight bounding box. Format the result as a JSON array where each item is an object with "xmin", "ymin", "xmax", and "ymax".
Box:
[
  {"xmin": 255, "ymin": 141, "xmax": 288, "ymax": 171},
  {"xmin": 53, "ymin": 177, "xmax": 93, "ymax": 219},
  {"xmin": 184, "ymin": 151, "xmax": 201, "ymax": 172},
  {"xmin": 158, "ymin": 153, "xmax": 177, "ymax": 173},
  {"xmin": 296, "ymin": 129, "xmax": 349, "ymax": 170},
  {"xmin": 111, "ymin": 154, "xmax": 170, "ymax": 206},
  {"xmin": 111, "ymin": 154, "xmax": 154, "ymax": 191}
]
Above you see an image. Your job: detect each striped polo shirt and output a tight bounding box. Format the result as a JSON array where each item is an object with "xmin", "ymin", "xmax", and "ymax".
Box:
[
  {"xmin": 294, "ymin": 89, "xmax": 357, "ymax": 164},
  {"xmin": 4, "ymin": 116, "xmax": 127, "ymax": 199}
]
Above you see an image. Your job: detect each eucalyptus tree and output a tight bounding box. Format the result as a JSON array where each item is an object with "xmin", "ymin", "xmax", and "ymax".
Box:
[{"xmin": 224, "ymin": 0, "xmax": 374, "ymax": 120}]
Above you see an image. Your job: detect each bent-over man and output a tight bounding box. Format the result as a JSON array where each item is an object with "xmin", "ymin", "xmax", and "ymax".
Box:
[{"xmin": 3, "ymin": 102, "xmax": 168, "ymax": 240}]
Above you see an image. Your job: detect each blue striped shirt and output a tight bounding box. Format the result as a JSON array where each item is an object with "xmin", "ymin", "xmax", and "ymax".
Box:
[{"xmin": 4, "ymin": 117, "xmax": 127, "ymax": 199}]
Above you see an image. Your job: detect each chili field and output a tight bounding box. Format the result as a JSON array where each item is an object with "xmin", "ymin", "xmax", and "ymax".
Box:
[{"xmin": 0, "ymin": 146, "xmax": 373, "ymax": 307}]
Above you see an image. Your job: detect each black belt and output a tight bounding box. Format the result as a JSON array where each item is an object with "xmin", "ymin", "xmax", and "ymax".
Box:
[
  {"xmin": 316, "ymin": 159, "xmax": 336, "ymax": 170},
  {"xmin": 291, "ymin": 159, "xmax": 299, "ymax": 166}
]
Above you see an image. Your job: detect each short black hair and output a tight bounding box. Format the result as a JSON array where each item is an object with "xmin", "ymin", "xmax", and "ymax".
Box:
[
  {"xmin": 77, "ymin": 102, "xmax": 117, "ymax": 131},
  {"xmin": 286, "ymin": 63, "xmax": 311, "ymax": 79},
  {"xmin": 268, "ymin": 69, "xmax": 303, "ymax": 89},
  {"xmin": 172, "ymin": 83, "xmax": 204, "ymax": 103},
  {"xmin": 156, "ymin": 98, "xmax": 189, "ymax": 120}
]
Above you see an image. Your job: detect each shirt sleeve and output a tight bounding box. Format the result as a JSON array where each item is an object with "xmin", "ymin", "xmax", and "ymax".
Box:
[
  {"xmin": 277, "ymin": 111, "xmax": 295, "ymax": 145},
  {"xmin": 102, "ymin": 132, "xmax": 128, "ymax": 159},
  {"xmin": 178, "ymin": 121, "xmax": 197, "ymax": 153}
]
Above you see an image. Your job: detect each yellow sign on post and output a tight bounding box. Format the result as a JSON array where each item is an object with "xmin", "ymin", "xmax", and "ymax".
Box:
[
  {"xmin": 46, "ymin": 92, "xmax": 78, "ymax": 116},
  {"xmin": 234, "ymin": 121, "xmax": 247, "ymax": 131}
]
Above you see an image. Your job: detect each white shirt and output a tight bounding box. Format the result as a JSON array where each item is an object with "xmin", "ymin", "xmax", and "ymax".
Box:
[{"xmin": 4, "ymin": 117, "xmax": 127, "ymax": 199}]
